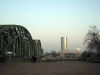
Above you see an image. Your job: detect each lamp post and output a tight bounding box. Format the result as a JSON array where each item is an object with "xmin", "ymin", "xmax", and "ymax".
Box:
[{"xmin": 75, "ymin": 50, "xmax": 78, "ymax": 58}]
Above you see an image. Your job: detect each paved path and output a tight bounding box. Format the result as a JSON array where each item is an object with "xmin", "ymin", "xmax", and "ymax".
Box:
[{"xmin": 0, "ymin": 61, "xmax": 100, "ymax": 75}]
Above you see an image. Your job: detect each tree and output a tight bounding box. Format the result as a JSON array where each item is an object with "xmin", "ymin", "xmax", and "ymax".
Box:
[
  {"xmin": 45, "ymin": 51, "xmax": 50, "ymax": 55},
  {"xmin": 51, "ymin": 50, "xmax": 57, "ymax": 57},
  {"xmin": 81, "ymin": 51, "xmax": 87, "ymax": 61},
  {"xmin": 83, "ymin": 25, "xmax": 100, "ymax": 56}
]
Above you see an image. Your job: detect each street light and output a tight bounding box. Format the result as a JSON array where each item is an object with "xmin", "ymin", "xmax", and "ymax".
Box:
[{"xmin": 75, "ymin": 50, "xmax": 78, "ymax": 58}]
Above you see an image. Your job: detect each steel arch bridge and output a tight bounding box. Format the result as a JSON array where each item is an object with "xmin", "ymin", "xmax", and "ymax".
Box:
[{"xmin": 0, "ymin": 25, "xmax": 34, "ymax": 60}]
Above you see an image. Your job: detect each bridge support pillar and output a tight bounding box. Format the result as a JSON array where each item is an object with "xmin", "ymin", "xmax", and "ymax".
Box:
[
  {"xmin": 19, "ymin": 37, "xmax": 21, "ymax": 57},
  {"xmin": 13, "ymin": 41, "xmax": 15, "ymax": 58}
]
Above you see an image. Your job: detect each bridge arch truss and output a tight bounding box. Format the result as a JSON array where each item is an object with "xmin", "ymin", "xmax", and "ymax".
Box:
[{"xmin": 0, "ymin": 25, "xmax": 34, "ymax": 59}]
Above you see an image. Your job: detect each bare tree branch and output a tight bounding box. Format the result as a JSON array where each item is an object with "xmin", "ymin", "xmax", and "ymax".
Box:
[{"xmin": 83, "ymin": 25, "xmax": 100, "ymax": 52}]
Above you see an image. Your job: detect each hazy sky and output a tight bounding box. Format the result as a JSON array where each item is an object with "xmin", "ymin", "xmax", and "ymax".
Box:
[{"xmin": 0, "ymin": 0, "xmax": 100, "ymax": 53}]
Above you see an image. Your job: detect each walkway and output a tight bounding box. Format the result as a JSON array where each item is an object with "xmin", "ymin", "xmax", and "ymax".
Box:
[{"xmin": 0, "ymin": 61, "xmax": 100, "ymax": 75}]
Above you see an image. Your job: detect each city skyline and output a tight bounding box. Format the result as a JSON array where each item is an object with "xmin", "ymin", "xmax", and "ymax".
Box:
[{"xmin": 0, "ymin": 0, "xmax": 100, "ymax": 53}]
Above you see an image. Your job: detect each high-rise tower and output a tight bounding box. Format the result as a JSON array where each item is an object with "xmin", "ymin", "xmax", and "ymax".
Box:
[{"xmin": 61, "ymin": 37, "xmax": 67, "ymax": 51}]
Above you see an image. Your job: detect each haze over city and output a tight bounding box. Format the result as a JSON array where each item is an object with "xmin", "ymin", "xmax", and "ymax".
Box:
[{"xmin": 0, "ymin": 0, "xmax": 100, "ymax": 53}]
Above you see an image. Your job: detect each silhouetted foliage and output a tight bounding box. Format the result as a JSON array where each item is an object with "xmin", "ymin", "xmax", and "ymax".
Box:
[
  {"xmin": 45, "ymin": 51, "xmax": 50, "ymax": 55},
  {"xmin": 81, "ymin": 51, "xmax": 87, "ymax": 61},
  {"xmin": 51, "ymin": 50, "xmax": 59, "ymax": 57},
  {"xmin": 83, "ymin": 25, "xmax": 100, "ymax": 57}
]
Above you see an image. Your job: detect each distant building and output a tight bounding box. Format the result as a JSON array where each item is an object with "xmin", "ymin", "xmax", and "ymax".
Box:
[
  {"xmin": 60, "ymin": 49, "xmax": 81, "ymax": 58},
  {"xmin": 33, "ymin": 40, "xmax": 44, "ymax": 57},
  {"xmin": 61, "ymin": 37, "xmax": 67, "ymax": 51},
  {"xmin": 75, "ymin": 48, "xmax": 81, "ymax": 58},
  {"xmin": 60, "ymin": 50, "xmax": 75, "ymax": 58},
  {"xmin": 60, "ymin": 37, "xmax": 81, "ymax": 58},
  {"xmin": 75, "ymin": 48, "xmax": 81, "ymax": 51}
]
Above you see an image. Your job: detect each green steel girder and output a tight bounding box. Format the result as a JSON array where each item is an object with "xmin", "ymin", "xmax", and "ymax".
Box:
[{"xmin": 0, "ymin": 25, "xmax": 34, "ymax": 57}]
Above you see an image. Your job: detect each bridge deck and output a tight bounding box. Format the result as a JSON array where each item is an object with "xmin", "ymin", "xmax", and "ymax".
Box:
[{"xmin": 0, "ymin": 61, "xmax": 100, "ymax": 75}]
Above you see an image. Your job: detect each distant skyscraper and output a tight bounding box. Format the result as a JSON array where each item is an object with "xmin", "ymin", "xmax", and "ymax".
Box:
[{"xmin": 61, "ymin": 37, "xmax": 67, "ymax": 51}]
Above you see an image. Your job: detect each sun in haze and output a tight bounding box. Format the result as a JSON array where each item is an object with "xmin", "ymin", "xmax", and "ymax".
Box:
[{"xmin": 30, "ymin": 14, "xmax": 32, "ymax": 17}]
